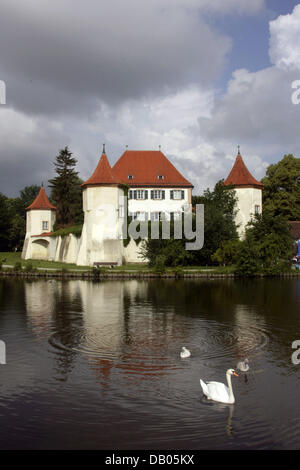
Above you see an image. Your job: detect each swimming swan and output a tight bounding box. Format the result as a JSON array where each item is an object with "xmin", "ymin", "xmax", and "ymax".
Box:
[
  {"xmin": 236, "ymin": 358, "xmax": 249, "ymax": 372},
  {"xmin": 200, "ymin": 369, "xmax": 238, "ymax": 404},
  {"xmin": 180, "ymin": 347, "xmax": 191, "ymax": 358}
]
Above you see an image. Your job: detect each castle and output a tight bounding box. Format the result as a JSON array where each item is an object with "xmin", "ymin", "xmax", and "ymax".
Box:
[{"xmin": 21, "ymin": 147, "xmax": 263, "ymax": 266}]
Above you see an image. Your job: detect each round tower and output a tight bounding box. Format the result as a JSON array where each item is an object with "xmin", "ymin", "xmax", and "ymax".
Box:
[
  {"xmin": 224, "ymin": 149, "xmax": 263, "ymax": 238},
  {"xmin": 22, "ymin": 185, "xmax": 57, "ymax": 259},
  {"xmin": 76, "ymin": 146, "xmax": 124, "ymax": 266}
]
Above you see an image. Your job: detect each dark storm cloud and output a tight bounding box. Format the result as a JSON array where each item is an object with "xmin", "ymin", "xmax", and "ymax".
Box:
[
  {"xmin": 0, "ymin": 111, "xmax": 69, "ymax": 196},
  {"xmin": 0, "ymin": 0, "xmax": 231, "ymax": 116}
]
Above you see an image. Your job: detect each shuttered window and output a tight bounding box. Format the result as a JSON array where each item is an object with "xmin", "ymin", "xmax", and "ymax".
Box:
[
  {"xmin": 151, "ymin": 190, "xmax": 165, "ymax": 200},
  {"xmin": 170, "ymin": 190, "xmax": 185, "ymax": 200}
]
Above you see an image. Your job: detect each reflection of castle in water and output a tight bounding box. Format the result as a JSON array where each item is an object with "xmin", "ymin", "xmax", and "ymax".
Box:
[{"xmin": 24, "ymin": 280, "xmax": 180, "ymax": 384}]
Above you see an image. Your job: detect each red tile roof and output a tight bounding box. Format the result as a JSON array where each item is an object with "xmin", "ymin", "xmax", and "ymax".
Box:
[
  {"xmin": 32, "ymin": 232, "xmax": 54, "ymax": 237},
  {"xmin": 224, "ymin": 153, "xmax": 263, "ymax": 189},
  {"xmin": 112, "ymin": 150, "xmax": 193, "ymax": 187},
  {"xmin": 26, "ymin": 186, "xmax": 57, "ymax": 211},
  {"xmin": 82, "ymin": 152, "xmax": 118, "ymax": 186}
]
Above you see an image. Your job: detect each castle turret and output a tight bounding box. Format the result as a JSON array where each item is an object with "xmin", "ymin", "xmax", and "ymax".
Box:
[
  {"xmin": 224, "ymin": 149, "xmax": 263, "ymax": 238},
  {"xmin": 76, "ymin": 147, "xmax": 124, "ymax": 266},
  {"xmin": 22, "ymin": 186, "xmax": 57, "ymax": 260}
]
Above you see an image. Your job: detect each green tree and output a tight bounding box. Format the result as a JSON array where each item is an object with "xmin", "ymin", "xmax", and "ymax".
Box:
[
  {"xmin": 4, "ymin": 185, "xmax": 40, "ymax": 251},
  {"xmin": 261, "ymin": 154, "xmax": 300, "ymax": 220},
  {"xmin": 191, "ymin": 180, "xmax": 238, "ymax": 265},
  {"xmin": 142, "ymin": 180, "xmax": 238, "ymax": 267},
  {"xmin": 211, "ymin": 239, "xmax": 241, "ymax": 266},
  {"xmin": 48, "ymin": 146, "xmax": 83, "ymax": 226},
  {"xmin": 141, "ymin": 232, "xmax": 192, "ymax": 267},
  {"xmin": 0, "ymin": 193, "xmax": 12, "ymax": 251},
  {"xmin": 236, "ymin": 212, "xmax": 293, "ymax": 275},
  {"xmin": 18, "ymin": 185, "xmax": 40, "ymax": 218}
]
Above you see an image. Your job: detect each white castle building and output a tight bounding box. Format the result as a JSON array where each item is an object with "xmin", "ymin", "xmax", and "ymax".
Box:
[
  {"xmin": 22, "ymin": 147, "xmax": 193, "ymax": 266},
  {"xmin": 21, "ymin": 147, "xmax": 263, "ymax": 265}
]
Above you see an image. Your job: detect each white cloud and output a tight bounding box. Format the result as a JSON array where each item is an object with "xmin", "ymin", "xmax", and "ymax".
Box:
[
  {"xmin": 0, "ymin": 0, "xmax": 295, "ymax": 199},
  {"xmin": 269, "ymin": 4, "xmax": 300, "ymax": 71}
]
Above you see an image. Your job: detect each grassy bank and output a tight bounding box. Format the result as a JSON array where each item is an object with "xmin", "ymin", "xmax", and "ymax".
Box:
[
  {"xmin": 0, "ymin": 252, "xmax": 236, "ymax": 273},
  {"xmin": 0, "ymin": 252, "xmax": 90, "ymax": 271},
  {"xmin": 0, "ymin": 252, "xmax": 298, "ymax": 278}
]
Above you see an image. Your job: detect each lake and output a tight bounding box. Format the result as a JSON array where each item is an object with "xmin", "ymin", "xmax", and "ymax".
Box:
[{"xmin": 0, "ymin": 277, "xmax": 300, "ymax": 450}]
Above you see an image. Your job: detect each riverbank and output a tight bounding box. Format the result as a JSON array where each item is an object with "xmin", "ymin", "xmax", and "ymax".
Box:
[
  {"xmin": 1, "ymin": 252, "xmax": 299, "ymax": 279},
  {"xmin": 0, "ymin": 268, "xmax": 299, "ymax": 279}
]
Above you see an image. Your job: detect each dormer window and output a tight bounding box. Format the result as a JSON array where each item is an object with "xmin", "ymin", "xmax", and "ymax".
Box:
[
  {"xmin": 128, "ymin": 174, "xmax": 134, "ymax": 180},
  {"xmin": 157, "ymin": 175, "xmax": 164, "ymax": 180}
]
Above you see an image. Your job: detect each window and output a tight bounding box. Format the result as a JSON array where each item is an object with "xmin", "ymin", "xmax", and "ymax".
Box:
[
  {"xmin": 129, "ymin": 212, "xmax": 147, "ymax": 221},
  {"xmin": 151, "ymin": 190, "xmax": 165, "ymax": 200},
  {"xmin": 136, "ymin": 190, "xmax": 146, "ymax": 200},
  {"xmin": 150, "ymin": 212, "xmax": 161, "ymax": 221},
  {"xmin": 157, "ymin": 175, "xmax": 164, "ymax": 180},
  {"xmin": 254, "ymin": 205, "xmax": 260, "ymax": 215},
  {"xmin": 129, "ymin": 190, "xmax": 148, "ymax": 199},
  {"xmin": 42, "ymin": 221, "xmax": 49, "ymax": 231},
  {"xmin": 171, "ymin": 190, "xmax": 184, "ymax": 200},
  {"xmin": 128, "ymin": 174, "xmax": 134, "ymax": 180},
  {"xmin": 137, "ymin": 212, "xmax": 147, "ymax": 221}
]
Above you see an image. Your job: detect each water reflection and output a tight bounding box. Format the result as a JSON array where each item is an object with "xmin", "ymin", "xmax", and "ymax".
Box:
[
  {"xmin": 22, "ymin": 278, "xmax": 300, "ymax": 384},
  {"xmin": 0, "ymin": 277, "xmax": 300, "ymax": 449}
]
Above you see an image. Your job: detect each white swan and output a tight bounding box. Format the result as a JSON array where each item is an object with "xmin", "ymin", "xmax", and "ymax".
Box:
[
  {"xmin": 200, "ymin": 369, "xmax": 238, "ymax": 404},
  {"xmin": 180, "ymin": 347, "xmax": 191, "ymax": 358},
  {"xmin": 236, "ymin": 358, "xmax": 249, "ymax": 372}
]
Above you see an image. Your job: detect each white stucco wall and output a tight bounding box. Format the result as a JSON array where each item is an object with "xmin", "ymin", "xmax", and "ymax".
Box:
[
  {"xmin": 77, "ymin": 185, "xmax": 124, "ymax": 266},
  {"xmin": 235, "ymin": 187, "xmax": 262, "ymax": 238},
  {"xmin": 54, "ymin": 234, "xmax": 80, "ymax": 264},
  {"xmin": 22, "ymin": 184, "xmax": 193, "ymax": 266},
  {"xmin": 26, "ymin": 209, "xmax": 56, "ymax": 236},
  {"xmin": 123, "ymin": 238, "xmax": 146, "ymax": 263}
]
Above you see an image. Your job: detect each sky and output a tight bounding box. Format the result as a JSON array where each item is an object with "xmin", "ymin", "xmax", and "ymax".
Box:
[{"xmin": 1, "ymin": 0, "xmax": 300, "ymax": 196}]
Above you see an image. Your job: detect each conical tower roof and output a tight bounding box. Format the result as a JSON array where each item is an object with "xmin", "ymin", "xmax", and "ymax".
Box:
[
  {"xmin": 224, "ymin": 151, "xmax": 263, "ymax": 189},
  {"xmin": 26, "ymin": 186, "xmax": 57, "ymax": 211},
  {"xmin": 82, "ymin": 148, "xmax": 118, "ymax": 187}
]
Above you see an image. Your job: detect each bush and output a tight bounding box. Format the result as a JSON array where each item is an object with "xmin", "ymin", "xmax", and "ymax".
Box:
[
  {"xmin": 211, "ymin": 239, "xmax": 241, "ymax": 266},
  {"xmin": 14, "ymin": 261, "xmax": 22, "ymax": 271},
  {"xmin": 24, "ymin": 262, "xmax": 34, "ymax": 272},
  {"xmin": 51, "ymin": 224, "xmax": 83, "ymax": 238},
  {"xmin": 154, "ymin": 255, "xmax": 166, "ymax": 274},
  {"xmin": 174, "ymin": 266, "xmax": 184, "ymax": 278},
  {"xmin": 92, "ymin": 265, "xmax": 105, "ymax": 279}
]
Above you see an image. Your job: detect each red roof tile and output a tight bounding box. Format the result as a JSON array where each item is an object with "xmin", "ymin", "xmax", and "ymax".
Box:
[
  {"xmin": 26, "ymin": 186, "xmax": 57, "ymax": 211},
  {"xmin": 112, "ymin": 150, "xmax": 193, "ymax": 187},
  {"xmin": 82, "ymin": 152, "xmax": 118, "ymax": 186},
  {"xmin": 224, "ymin": 153, "xmax": 263, "ymax": 189},
  {"xmin": 32, "ymin": 232, "xmax": 54, "ymax": 237}
]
